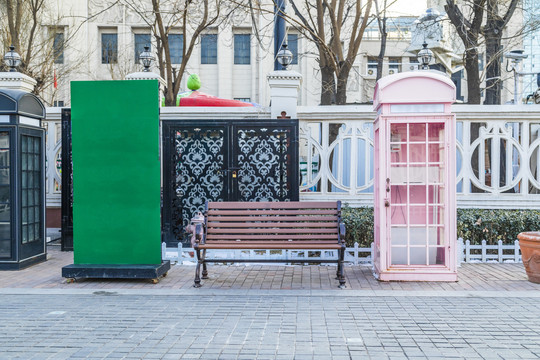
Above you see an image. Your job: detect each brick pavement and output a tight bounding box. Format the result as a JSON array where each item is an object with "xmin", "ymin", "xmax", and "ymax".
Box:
[
  {"xmin": 1, "ymin": 245, "xmax": 539, "ymax": 293},
  {"xmin": 1, "ymin": 245, "xmax": 540, "ymax": 360},
  {"xmin": 0, "ymin": 293, "xmax": 539, "ymax": 359}
]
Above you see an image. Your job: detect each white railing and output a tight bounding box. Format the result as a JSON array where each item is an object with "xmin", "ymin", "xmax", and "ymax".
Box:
[
  {"xmin": 43, "ymin": 108, "xmax": 62, "ymax": 208},
  {"xmin": 162, "ymin": 239, "xmax": 522, "ymax": 265},
  {"xmin": 44, "ymin": 105, "xmax": 540, "ymax": 209},
  {"xmin": 297, "ymin": 105, "xmax": 540, "ymax": 209}
]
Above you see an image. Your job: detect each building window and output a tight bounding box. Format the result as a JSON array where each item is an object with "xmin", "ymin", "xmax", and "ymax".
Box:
[
  {"xmin": 169, "ymin": 34, "xmax": 184, "ymax": 64},
  {"xmin": 53, "ymin": 33, "xmax": 64, "ymax": 64},
  {"xmin": 53, "ymin": 100, "xmax": 65, "ymax": 107},
  {"xmin": 201, "ymin": 34, "xmax": 217, "ymax": 64},
  {"xmin": 367, "ymin": 57, "xmax": 378, "ymax": 76},
  {"xmin": 101, "ymin": 33, "xmax": 118, "ymax": 64},
  {"xmin": 387, "ymin": 17, "xmax": 416, "ymax": 40},
  {"xmin": 409, "ymin": 57, "xmax": 419, "ymax": 70},
  {"xmin": 389, "ymin": 57, "xmax": 401, "ymax": 74},
  {"xmin": 134, "ymin": 34, "xmax": 151, "ymax": 63},
  {"xmin": 234, "ymin": 34, "xmax": 250, "ymax": 65},
  {"xmin": 288, "ymin": 34, "xmax": 298, "ymax": 65},
  {"xmin": 234, "ymin": 97, "xmax": 251, "ymax": 102}
]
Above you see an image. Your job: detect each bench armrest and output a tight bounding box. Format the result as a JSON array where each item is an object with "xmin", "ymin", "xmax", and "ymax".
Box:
[{"xmin": 339, "ymin": 222, "xmax": 346, "ymax": 244}]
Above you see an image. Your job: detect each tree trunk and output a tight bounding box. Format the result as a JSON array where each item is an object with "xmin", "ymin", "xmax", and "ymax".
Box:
[
  {"xmin": 335, "ymin": 65, "xmax": 351, "ymax": 105},
  {"xmin": 320, "ymin": 65, "xmax": 335, "ymax": 105},
  {"xmin": 376, "ymin": 17, "xmax": 387, "ymax": 82},
  {"xmin": 483, "ymin": 25, "xmax": 503, "ymax": 104},
  {"xmin": 464, "ymin": 49, "xmax": 481, "ymax": 104}
]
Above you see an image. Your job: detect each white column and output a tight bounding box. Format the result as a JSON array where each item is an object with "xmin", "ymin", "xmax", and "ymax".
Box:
[
  {"xmin": 267, "ymin": 70, "xmax": 302, "ymax": 119},
  {"xmin": 125, "ymin": 71, "xmax": 166, "ymax": 104},
  {"xmin": 0, "ymin": 72, "xmax": 37, "ymax": 93}
]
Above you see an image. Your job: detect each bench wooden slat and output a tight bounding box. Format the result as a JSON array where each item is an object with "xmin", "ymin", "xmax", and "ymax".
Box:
[
  {"xmin": 207, "ymin": 222, "xmax": 338, "ymax": 228},
  {"xmin": 207, "ymin": 201, "xmax": 339, "ymax": 209},
  {"xmin": 208, "ymin": 209, "xmax": 337, "ymax": 216},
  {"xmin": 207, "ymin": 234, "xmax": 339, "ymax": 240},
  {"xmin": 207, "ymin": 228, "xmax": 337, "ymax": 234},
  {"xmin": 193, "ymin": 200, "xmax": 346, "ymax": 288},
  {"xmin": 206, "ymin": 216, "xmax": 339, "ymax": 222},
  {"xmin": 198, "ymin": 243, "xmax": 342, "ymax": 250}
]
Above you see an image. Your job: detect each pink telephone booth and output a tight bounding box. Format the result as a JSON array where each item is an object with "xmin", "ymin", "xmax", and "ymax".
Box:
[{"xmin": 373, "ymin": 71, "xmax": 457, "ymax": 281}]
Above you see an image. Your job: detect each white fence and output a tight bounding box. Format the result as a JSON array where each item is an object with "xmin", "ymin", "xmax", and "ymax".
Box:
[
  {"xmin": 162, "ymin": 239, "xmax": 522, "ymax": 266},
  {"xmin": 44, "ymin": 105, "xmax": 540, "ymax": 209},
  {"xmin": 297, "ymin": 105, "xmax": 540, "ymax": 208}
]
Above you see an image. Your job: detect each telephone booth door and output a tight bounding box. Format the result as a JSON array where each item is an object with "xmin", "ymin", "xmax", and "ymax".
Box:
[
  {"xmin": 373, "ymin": 71, "xmax": 457, "ymax": 281},
  {"xmin": 386, "ymin": 119, "xmax": 450, "ymax": 269}
]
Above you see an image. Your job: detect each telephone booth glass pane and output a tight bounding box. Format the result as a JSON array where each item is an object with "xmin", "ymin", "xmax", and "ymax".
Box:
[{"xmin": 389, "ymin": 121, "xmax": 446, "ymax": 266}]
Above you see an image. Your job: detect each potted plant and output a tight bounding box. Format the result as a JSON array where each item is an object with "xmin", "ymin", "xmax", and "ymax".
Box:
[{"xmin": 517, "ymin": 232, "xmax": 540, "ymax": 283}]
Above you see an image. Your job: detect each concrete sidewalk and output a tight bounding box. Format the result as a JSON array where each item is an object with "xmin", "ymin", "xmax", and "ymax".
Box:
[{"xmin": 1, "ymin": 244, "xmax": 539, "ymax": 294}]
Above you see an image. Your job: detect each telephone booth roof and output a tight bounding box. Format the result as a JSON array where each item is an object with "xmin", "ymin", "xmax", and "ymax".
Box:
[
  {"xmin": 373, "ymin": 71, "xmax": 456, "ymax": 111},
  {"xmin": 0, "ymin": 88, "xmax": 45, "ymax": 119}
]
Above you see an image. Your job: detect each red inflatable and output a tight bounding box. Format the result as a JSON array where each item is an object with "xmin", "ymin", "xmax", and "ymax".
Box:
[{"xmin": 178, "ymin": 91, "xmax": 253, "ymax": 107}]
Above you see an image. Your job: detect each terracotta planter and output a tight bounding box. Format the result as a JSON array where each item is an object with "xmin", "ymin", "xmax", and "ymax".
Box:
[{"xmin": 517, "ymin": 232, "xmax": 540, "ymax": 284}]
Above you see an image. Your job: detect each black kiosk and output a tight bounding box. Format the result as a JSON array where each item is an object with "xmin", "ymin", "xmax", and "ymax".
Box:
[{"xmin": 0, "ymin": 89, "xmax": 46, "ymax": 270}]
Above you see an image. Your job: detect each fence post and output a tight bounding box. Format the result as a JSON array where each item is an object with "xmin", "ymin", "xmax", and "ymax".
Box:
[
  {"xmin": 457, "ymin": 238, "xmax": 463, "ymax": 266},
  {"xmin": 177, "ymin": 243, "xmax": 183, "ymax": 265},
  {"xmin": 162, "ymin": 242, "xmax": 166, "ymax": 261},
  {"xmin": 465, "ymin": 240, "xmax": 471, "ymax": 263},
  {"xmin": 481, "ymin": 240, "xmax": 487, "ymax": 262},
  {"xmin": 498, "ymin": 240, "xmax": 503, "ymax": 263},
  {"xmin": 354, "ymin": 242, "xmax": 359, "ymax": 266},
  {"xmin": 370, "ymin": 242, "xmax": 375, "ymax": 264},
  {"xmin": 515, "ymin": 240, "xmax": 521, "ymax": 262}
]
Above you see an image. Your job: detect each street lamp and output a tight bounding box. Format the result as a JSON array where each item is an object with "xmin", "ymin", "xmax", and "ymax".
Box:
[
  {"xmin": 4, "ymin": 45, "xmax": 21, "ymax": 72},
  {"xmin": 417, "ymin": 42, "xmax": 433, "ymax": 70},
  {"xmin": 503, "ymin": 49, "xmax": 538, "ymax": 105},
  {"xmin": 276, "ymin": 43, "xmax": 293, "ymax": 70},
  {"xmin": 139, "ymin": 46, "xmax": 153, "ymax": 72}
]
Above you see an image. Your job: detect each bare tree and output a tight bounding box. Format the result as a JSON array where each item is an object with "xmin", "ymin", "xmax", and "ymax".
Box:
[
  {"xmin": 0, "ymin": 0, "xmax": 89, "ymax": 103},
  {"xmin": 445, "ymin": 0, "xmax": 520, "ymax": 104},
  {"xmin": 445, "ymin": 0, "xmax": 485, "ymax": 104},
  {"xmin": 374, "ymin": 0, "xmax": 387, "ymax": 82},
  {"xmin": 288, "ymin": 0, "xmax": 373, "ymax": 105},
  {"xmin": 482, "ymin": 0, "xmax": 519, "ymax": 104},
  {"xmin": 121, "ymin": 0, "xmax": 246, "ymax": 106}
]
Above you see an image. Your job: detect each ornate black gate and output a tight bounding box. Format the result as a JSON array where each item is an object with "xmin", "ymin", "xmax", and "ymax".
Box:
[{"xmin": 162, "ymin": 120, "xmax": 299, "ymax": 246}]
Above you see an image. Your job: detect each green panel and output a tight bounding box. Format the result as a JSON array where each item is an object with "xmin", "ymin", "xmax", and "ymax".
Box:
[{"xmin": 71, "ymin": 80, "xmax": 161, "ymax": 265}]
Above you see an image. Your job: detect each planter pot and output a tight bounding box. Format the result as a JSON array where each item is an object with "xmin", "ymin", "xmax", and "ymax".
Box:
[{"xmin": 517, "ymin": 232, "xmax": 540, "ymax": 284}]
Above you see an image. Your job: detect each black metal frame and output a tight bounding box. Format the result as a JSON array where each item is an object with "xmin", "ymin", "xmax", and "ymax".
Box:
[
  {"xmin": 162, "ymin": 119, "xmax": 299, "ymax": 247},
  {"xmin": 60, "ymin": 109, "xmax": 73, "ymax": 251}
]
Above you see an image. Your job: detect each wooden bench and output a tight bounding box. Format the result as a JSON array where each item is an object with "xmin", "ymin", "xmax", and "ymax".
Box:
[{"xmin": 193, "ymin": 201, "xmax": 346, "ymax": 288}]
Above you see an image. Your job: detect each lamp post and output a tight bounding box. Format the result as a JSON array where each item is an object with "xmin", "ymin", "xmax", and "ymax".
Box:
[
  {"xmin": 417, "ymin": 42, "xmax": 433, "ymax": 70},
  {"xmin": 276, "ymin": 43, "xmax": 293, "ymax": 70},
  {"xmin": 4, "ymin": 45, "xmax": 21, "ymax": 72},
  {"xmin": 504, "ymin": 49, "xmax": 540, "ymax": 105},
  {"xmin": 139, "ymin": 46, "xmax": 153, "ymax": 72}
]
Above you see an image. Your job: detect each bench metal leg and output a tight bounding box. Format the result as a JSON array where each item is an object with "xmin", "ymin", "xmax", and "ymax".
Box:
[
  {"xmin": 202, "ymin": 249, "xmax": 208, "ymax": 279},
  {"xmin": 338, "ymin": 247, "xmax": 346, "ymax": 289},
  {"xmin": 194, "ymin": 248, "xmax": 203, "ymax": 288}
]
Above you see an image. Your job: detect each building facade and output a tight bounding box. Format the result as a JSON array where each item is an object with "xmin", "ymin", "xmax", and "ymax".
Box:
[{"xmin": 5, "ymin": 0, "xmax": 526, "ymax": 107}]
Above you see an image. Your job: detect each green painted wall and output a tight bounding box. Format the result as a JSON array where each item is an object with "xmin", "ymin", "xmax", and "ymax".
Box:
[{"xmin": 71, "ymin": 80, "xmax": 161, "ymax": 265}]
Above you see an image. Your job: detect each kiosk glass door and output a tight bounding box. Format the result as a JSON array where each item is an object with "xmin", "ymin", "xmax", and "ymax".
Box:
[{"xmin": 388, "ymin": 120, "xmax": 446, "ymax": 266}]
